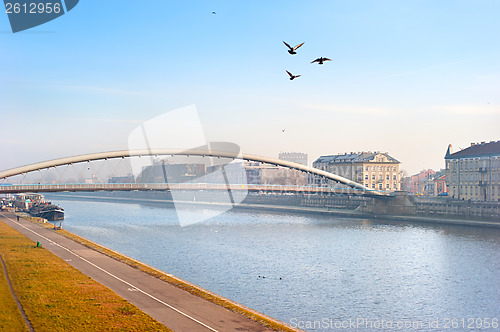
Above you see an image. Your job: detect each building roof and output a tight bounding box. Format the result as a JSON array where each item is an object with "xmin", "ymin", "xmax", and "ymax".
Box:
[
  {"xmin": 445, "ymin": 140, "xmax": 500, "ymax": 159},
  {"xmin": 314, "ymin": 151, "xmax": 400, "ymax": 164}
]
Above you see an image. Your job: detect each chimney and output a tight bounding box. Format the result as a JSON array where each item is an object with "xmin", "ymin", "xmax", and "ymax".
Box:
[{"xmin": 445, "ymin": 144, "xmax": 453, "ymax": 158}]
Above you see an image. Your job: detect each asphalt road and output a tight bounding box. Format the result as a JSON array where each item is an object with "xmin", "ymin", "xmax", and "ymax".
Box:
[{"xmin": 0, "ymin": 211, "xmax": 285, "ymax": 332}]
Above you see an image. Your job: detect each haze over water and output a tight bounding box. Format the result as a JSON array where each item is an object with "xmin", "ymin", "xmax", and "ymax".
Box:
[{"xmin": 54, "ymin": 197, "xmax": 500, "ymax": 331}]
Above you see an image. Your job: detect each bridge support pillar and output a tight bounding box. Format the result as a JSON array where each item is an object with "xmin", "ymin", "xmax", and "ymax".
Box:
[{"xmin": 358, "ymin": 191, "xmax": 416, "ymax": 216}]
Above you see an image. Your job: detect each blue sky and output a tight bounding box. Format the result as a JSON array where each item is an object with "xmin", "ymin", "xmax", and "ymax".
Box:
[{"xmin": 1, "ymin": 0, "xmax": 499, "ymax": 175}]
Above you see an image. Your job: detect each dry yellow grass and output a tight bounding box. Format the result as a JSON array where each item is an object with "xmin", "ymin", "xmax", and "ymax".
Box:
[
  {"xmin": 0, "ymin": 219, "xmax": 173, "ymax": 332},
  {"xmin": 0, "ymin": 255, "xmax": 29, "ymax": 331}
]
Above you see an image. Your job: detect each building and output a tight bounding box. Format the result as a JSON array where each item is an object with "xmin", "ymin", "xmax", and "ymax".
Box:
[
  {"xmin": 309, "ymin": 151, "xmax": 401, "ymax": 191},
  {"xmin": 278, "ymin": 152, "xmax": 308, "ymax": 166},
  {"xmin": 405, "ymin": 169, "xmax": 448, "ymax": 196},
  {"xmin": 421, "ymin": 170, "xmax": 447, "ymax": 197},
  {"xmin": 108, "ymin": 175, "xmax": 135, "ymax": 183},
  {"xmin": 408, "ymin": 169, "xmax": 436, "ymax": 195},
  {"xmin": 137, "ymin": 160, "xmax": 206, "ymax": 183},
  {"xmin": 445, "ymin": 141, "xmax": 500, "ymax": 201},
  {"xmin": 433, "ymin": 172, "xmax": 447, "ymax": 196},
  {"xmin": 244, "ymin": 161, "xmax": 307, "ymax": 186}
]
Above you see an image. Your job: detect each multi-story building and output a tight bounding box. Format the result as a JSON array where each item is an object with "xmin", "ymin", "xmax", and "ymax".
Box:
[
  {"xmin": 309, "ymin": 151, "xmax": 401, "ymax": 191},
  {"xmin": 405, "ymin": 169, "xmax": 448, "ymax": 196},
  {"xmin": 445, "ymin": 141, "xmax": 500, "ymax": 201},
  {"xmin": 240, "ymin": 153, "xmax": 309, "ymax": 186},
  {"xmin": 244, "ymin": 161, "xmax": 307, "ymax": 186},
  {"xmin": 408, "ymin": 169, "xmax": 436, "ymax": 195},
  {"xmin": 421, "ymin": 170, "xmax": 447, "ymax": 197},
  {"xmin": 433, "ymin": 172, "xmax": 447, "ymax": 196},
  {"xmin": 138, "ymin": 160, "xmax": 206, "ymax": 183}
]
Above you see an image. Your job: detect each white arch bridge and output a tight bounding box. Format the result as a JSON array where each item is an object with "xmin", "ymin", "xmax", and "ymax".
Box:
[{"xmin": 0, "ymin": 149, "xmax": 389, "ymax": 197}]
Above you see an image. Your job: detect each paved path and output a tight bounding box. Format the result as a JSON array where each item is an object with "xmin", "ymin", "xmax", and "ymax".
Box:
[{"xmin": 0, "ymin": 211, "xmax": 283, "ymax": 332}]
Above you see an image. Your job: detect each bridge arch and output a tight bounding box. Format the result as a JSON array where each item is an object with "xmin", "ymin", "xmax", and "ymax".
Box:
[{"xmin": 0, "ymin": 149, "xmax": 379, "ymax": 194}]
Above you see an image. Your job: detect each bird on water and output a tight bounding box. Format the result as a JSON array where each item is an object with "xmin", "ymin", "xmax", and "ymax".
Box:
[
  {"xmin": 286, "ymin": 70, "xmax": 301, "ymax": 80},
  {"xmin": 283, "ymin": 41, "xmax": 304, "ymax": 55},
  {"xmin": 311, "ymin": 57, "xmax": 331, "ymax": 65}
]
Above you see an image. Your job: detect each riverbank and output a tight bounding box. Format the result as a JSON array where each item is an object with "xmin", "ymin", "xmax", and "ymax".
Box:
[
  {"xmin": 0, "ymin": 213, "xmax": 173, "ymax": 332},
  {"xmin": 3, "ymin": 211, "xmax": 301, "ymax": 332},
  {"xmin": 46, "ymin": 193, "xmax": 500, "ymax": 228},
  {"xmin": 24, "ymin": 196, "xmax": 500, "ymax": 329}
]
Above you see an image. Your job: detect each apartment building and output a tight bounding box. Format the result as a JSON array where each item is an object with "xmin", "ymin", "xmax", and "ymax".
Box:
[
  {"xmin": 309, "ymin": 151, "xmax": 401, "ymax": 191},
  {"xmin": 445, "ymin": 141, "xmax": 500, "ymax": 201}
]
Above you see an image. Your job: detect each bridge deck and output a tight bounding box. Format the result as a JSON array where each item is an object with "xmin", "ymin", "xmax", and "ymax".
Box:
[{"xmin": 0, "ymin": 183, "xmax": 388, "ymax": 196}]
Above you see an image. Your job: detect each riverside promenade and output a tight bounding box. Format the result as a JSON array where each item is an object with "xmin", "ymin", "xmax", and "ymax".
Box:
[{"xmin": 0, "ymin": 211, "xmax": 296, "ymax": 332}]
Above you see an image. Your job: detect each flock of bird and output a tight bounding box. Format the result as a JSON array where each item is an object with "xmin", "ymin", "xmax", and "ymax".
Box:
[
  {"xmin": 210, "ymin": 11, "xmax": 327, "ymax": 81},
  {"xmin": 283, "ymin": 41, "xmax": 331, "ymax": 80}
]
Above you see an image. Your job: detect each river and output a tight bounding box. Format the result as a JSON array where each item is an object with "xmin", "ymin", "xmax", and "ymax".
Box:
[{"xmin": 48, "ymin": 195, "xmax": 500, "ymax": 331}]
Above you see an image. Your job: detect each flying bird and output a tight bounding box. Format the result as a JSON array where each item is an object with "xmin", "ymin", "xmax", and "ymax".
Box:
[
  {"xmin": 311, "ymin": 57, "xmax": 331, "ymax": 65},
  {"xmin": 283, "ymin": 41, "xmax": 304, "ymax": 55},
  {"xmin": 212, "ymin": 11, "xmax": 216, "ymax": 14},
  {"xmin": 286, "ymin": 70, "xmax": 301, "ymax": 80}
]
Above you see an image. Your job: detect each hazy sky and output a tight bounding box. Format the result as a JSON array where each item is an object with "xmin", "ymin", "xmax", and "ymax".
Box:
[{"xmin": 1, "ymin": 0, "xmax": 499, "ymax": 175}]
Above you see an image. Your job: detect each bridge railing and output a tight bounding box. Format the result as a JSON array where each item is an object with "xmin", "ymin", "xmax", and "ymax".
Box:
[{"xmin": 0, "ymin": 183, "xmax": 386, "ymax": 196}]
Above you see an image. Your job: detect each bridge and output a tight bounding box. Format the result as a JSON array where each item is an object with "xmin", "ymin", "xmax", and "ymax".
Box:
[
  {"xmin": 0, "ymin": 183, "xmax": 369, "ymax": 196},
  {"xmin": 0, "ymin": 149, "xmax": 388, "ymax": 197}
]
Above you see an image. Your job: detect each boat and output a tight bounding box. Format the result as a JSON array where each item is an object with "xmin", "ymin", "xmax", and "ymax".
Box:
[{"xmin": 29, "ymin": 202, "xmax": 65, "ymax": 221}]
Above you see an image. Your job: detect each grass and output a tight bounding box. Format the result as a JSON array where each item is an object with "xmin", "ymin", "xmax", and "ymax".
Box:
[
  {"xmin": 0, "ymin": 254, "xmax": 29, "ymax": 331},
  {"xmin": 0, "ymin": 218, "xmax": 173, "ymax": 332},
  {"xmin": 29, "ymin": 216, "xmax": 298, "ymax": 331}
]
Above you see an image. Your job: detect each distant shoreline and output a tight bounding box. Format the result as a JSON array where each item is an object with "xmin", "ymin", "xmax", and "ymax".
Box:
[{"xmin": 45, "ymin": 193, "xmax": 500, "ymax": 229}]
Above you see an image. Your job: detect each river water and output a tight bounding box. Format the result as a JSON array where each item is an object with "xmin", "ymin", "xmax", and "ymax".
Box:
[{"xmin": 49, "ymin": 196, "xmax": 500, "ymax": 331}]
